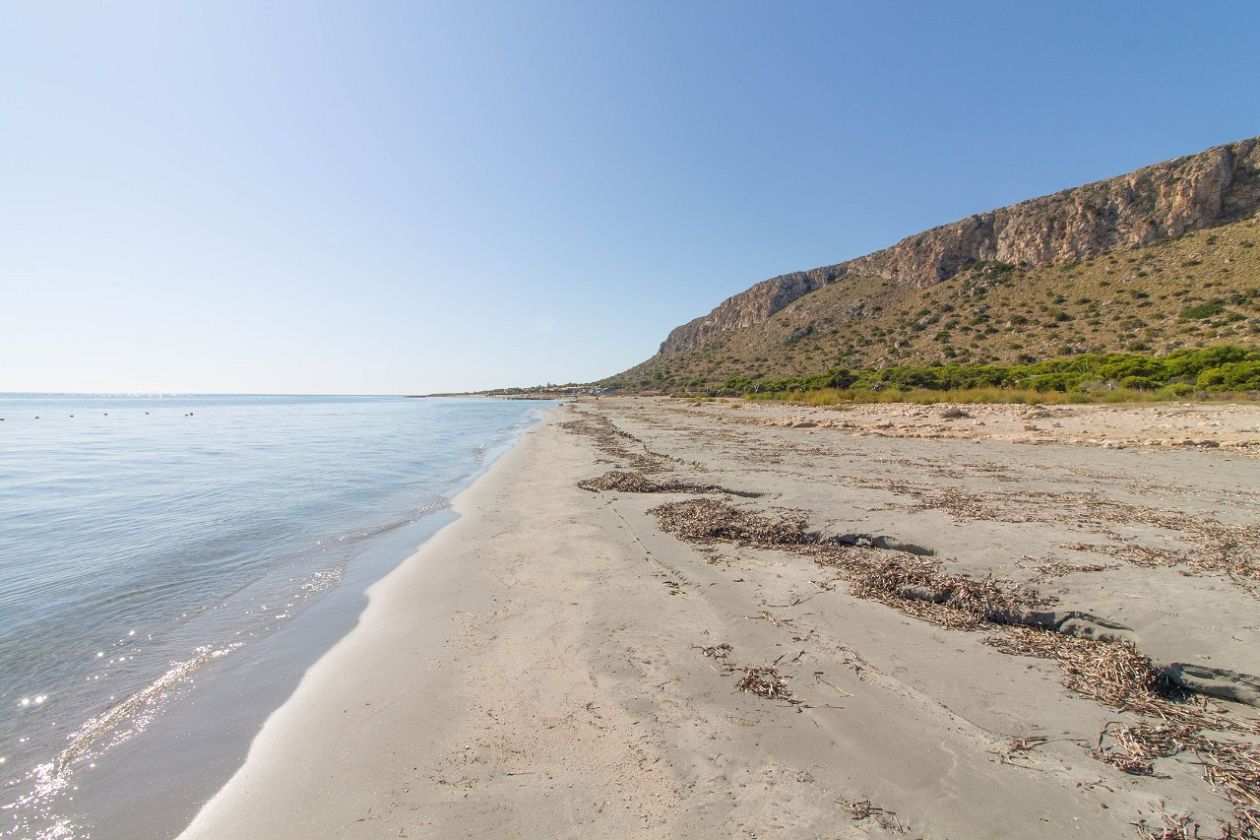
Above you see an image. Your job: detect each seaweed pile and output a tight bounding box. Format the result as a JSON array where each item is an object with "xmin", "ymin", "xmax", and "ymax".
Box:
[
  {"xmin": 735, "ymin": 665, "xmax": 795, "ymax": 701},
  {"xmin": 650, "ymin": 498, "xmax": 816, "ymax": 546},
  {"xmin": 560, "ymin": 411, "xmax": 670, "ymax": 473},
  {"xmin": 578, "ymin": 470, "xmax": 691, "ymax": 493},
  {"xmin": 846, "ymin": 554, "xmax": 1039, "ymax": 629},
  {"xmin": 649, "ymin": 496, "xmax": 1260, "ymax": 837},
  {"xmin": 577, "ymin": 470, "xmax": 760, "ymax": 498}
]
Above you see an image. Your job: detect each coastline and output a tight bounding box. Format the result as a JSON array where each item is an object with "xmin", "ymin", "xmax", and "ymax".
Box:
[
  {"xmin": 179, "ymin": 398, "xmax": 1260, "ymax": 839},
  {"xmin": 0, "ymin": 396, "xmax": 547, "ymax": 840},
  {"xmin": 177, "ymin": 408, "xmax": 589, "ymax": 838}
]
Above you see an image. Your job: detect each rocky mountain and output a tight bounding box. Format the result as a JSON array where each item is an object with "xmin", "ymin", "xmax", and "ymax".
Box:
[{"xmin": 655, "ymin": 137, "xmax": 1260, "ymax": 358}]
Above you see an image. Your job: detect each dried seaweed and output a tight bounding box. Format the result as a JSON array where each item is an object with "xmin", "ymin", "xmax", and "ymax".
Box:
[
  {"xmin": 650, "ymin": 498, "xmax": 817, "ymax": 546},
  {"xmin": 846, "ymin": 799, "xmax": 908, "ymax": 833},
  {"xmin": 989, "ymin": 628, "xmax": 1260, "ymax": 837},
  {"xmin": 560, "ymin": 411, "xmax": 670, "ymax": 473},
  {"xmin": 1198, "ymin": 738, "xmax": 1260, "ymax": 837},
  {"xmin": 1133, "ymin": 809, "xmax": 1250, "ymax": 839},
  {"xmin": 1033, "ymin": 561, "xmax": 1112, "ymax": 582},
  {"xmin": 1094, "ymin": 721, "xmax": 1200, "ymax": 775},
  {"xmin": 984, "ymin": 628, "xmax": 1195, "ymax": 718},
  {"xmin": 646, "ymin": 495, "xmax": 1260, "ymax": 835},
  {"xmin": 695, "ymin": 643, "xmax": 732, "ymax": 660},
  {"xmin": 579, "ymin": 470, "xmax": 691, "ymax": 493},
  {"xmin": 873, "ymin": 477, "xmax": 1260, "ymax": 589},
  {"xmin": 735, "ymin": 665, "xmax": 795, "ymax": 701},
  {"xmin": 577, "ymin": 469, "xmax": 760, "ymax": 497},
  {"xmin": 846, "ymin": 555, "xmax": 1039, "ymax": 629},
  {"xmin": 1008, "ymin": 735, "xmax": 1048, "ymax": 755},
  {"xmin": 651, "ymin": 498, "xmax": 1040, "ymax": 629}
]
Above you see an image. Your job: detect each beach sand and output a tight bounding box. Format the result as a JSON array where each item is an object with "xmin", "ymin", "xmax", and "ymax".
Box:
[{"xmin": 179, "ymin": 397, "xmax": 1260, "ymax": 839}]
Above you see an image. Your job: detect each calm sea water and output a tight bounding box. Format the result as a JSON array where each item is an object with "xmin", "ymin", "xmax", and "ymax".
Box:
[{"xmin": 0, "ymin": 394, "xmax": 547, "ymax": 839}]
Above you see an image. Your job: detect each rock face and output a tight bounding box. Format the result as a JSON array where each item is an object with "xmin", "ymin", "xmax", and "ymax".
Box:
[{"xmin": 660, "ymin": 137, "xmax": 1260, "ymax": 355}]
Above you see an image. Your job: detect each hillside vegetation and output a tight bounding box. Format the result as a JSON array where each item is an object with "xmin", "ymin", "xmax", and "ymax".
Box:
[
  {"xmin": 609, "ymin": 215, "xmax": 1260, "ymax": 393},
  {"xmin": 737, "ymin": 344, "xmax": 1260, "ymax": 408}
]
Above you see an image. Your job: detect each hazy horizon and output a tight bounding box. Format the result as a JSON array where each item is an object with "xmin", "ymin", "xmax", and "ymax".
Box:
[{"xmin": 4, "ymin": 1, "xmax": 1259, "ymax": 394}]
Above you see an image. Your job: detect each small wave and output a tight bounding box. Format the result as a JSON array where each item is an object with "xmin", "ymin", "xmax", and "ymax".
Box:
[
  {"xmin": 53, "ymin": 643, "xmax": 242, "ymax": 777},
  {"xmin": 347, "ymin": 497, "xmax": 453, "ymax": 541},
  {"xmin": 1, "ymin": 643, "xmax": 241, "ymax": 839},
  {"xmin": 415, "ymin": 496, "xmax": 452, "ymax": 517},
  {"xmin": 298, "ymin": 568, "xmax": 344, "ymax": 596}
]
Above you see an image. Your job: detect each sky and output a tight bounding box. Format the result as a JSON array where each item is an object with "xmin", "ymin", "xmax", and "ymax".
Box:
[{"xmin": 2, "ymin": 2, "xmax": 1258, "ymax": 395}]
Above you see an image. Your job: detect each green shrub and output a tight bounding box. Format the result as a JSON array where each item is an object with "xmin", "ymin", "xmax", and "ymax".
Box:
[
  {"xmin": 1120, "ymin": 375, "xmax": 1158, "ymax": 390},
  {"xmin": 1180, "ymin": 301, "xmax": 1225, "ymax": 320},
  {"xmin": 728, "ymin": 344, "xmax": 1259, "ymax": 403},
  {"xmin": 1197, "ymin": 361, "xmax": 1260, "ymax": 391}
]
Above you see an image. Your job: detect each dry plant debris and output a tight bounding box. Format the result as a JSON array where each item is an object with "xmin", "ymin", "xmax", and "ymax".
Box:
[
  {"xmin": 987, "ymin": 629, "xmax": 1164, "ymax": 709},
  {"xmin": 989, "ymin": 628, "xmax": 1260, "ymax": 836},
  {"xmin": 735, "ymin": 665, "xmax": 795, "ymax": 702},
  {"xmin": 1033, "ymin": 560, "xmax": 1112, "ymax": 582},
  {"xmin": 1007, "ymin": 735, "xmax": 1048, "ymax": 756},
  {"xmin": 560, "ymin": 411, "xmax": 670, "ymax": 473},
  {"xmin": 647, "ymin": 495, "xmax": 1260, "ymax": 836},
  {"xmin": 650, "ymin": 498, "xmax": 818, "ymax": 546},
  {"xmin": 1198, "ymin": 739, "xmax": 1260, "ymax": 837},
  {"xmin": 984, "ymin": 628, "xmax": 1221, "ymax": 726},
  {"xmin": 577, "ymin": 469, "xmax": 760, "ymax": 497},
  {"xmin": 845, "ymin": 554, "xmax": 1042, "ymax": 629},
  {"xmin": 1133, "ymin": 809, "xmax": 1251, "ymax": 840},
  {"xmin": 996, "ymin": 734, "xmax": 1051, "ymax": 766},
  {"xmin": 578, "ymin": 470, "xmax": 690, "ymax": 493},
  {"xmin": 885, "ymin": 481, "xmax": 1260, "ymax": 590},
  {"xmin": 649, "ymin": 498, "xmax": 1041, "ymax": 629},
  {"xmin": 695, "ymin": 643, "xmax": 733, "ymax": 660},
  {"xmin": 845, "ymin": 798, "xmax": 908, "ymax": 832},
  {"xmin": 1093, "ymin": 721, "xmax": 1200, "ymax": 775}
]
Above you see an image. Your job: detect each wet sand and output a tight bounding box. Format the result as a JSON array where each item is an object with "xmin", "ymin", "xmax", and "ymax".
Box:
[{"xmin": 179, "ymin": 397, "xmax": 1260, "ymax": 839}]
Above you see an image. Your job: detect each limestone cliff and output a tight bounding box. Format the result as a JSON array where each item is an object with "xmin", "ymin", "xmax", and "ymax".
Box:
[{"xmin": 659, "ymin": 137, "xmax": 1260, "ymax": 355}]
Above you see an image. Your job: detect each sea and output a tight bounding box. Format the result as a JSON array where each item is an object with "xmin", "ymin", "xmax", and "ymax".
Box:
[{"xmin": 0, "ymin": 394, "xmax": 549, "ymax": 839}]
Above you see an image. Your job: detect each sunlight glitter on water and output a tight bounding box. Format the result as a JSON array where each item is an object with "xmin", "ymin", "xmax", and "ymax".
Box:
[{"xmin": 0, "ymin": 394, "xmax": 547, "ymax": 838}]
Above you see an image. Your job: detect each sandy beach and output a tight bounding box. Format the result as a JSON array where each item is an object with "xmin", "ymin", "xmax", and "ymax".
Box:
[{"xmin": 179, "ymin": 397, "xmax": 1260, "ymax": 839}]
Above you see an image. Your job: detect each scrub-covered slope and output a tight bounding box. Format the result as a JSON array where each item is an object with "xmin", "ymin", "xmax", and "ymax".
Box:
[{"xmin": 611, "ymin": 138, "xmax": 1260, "ymax": 391}]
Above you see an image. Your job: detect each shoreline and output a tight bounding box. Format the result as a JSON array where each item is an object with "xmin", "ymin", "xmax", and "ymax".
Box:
[
  {"xmin": 176, "ymin": 409, "xmax": 568, "ymax": 838},
  {"xmin": 0, "ymin": 395, "xmax": 546, "ymax": 840},
  {"xmin": 179, "ymin": 398, "xmax": 1260, "ymax": 838}
]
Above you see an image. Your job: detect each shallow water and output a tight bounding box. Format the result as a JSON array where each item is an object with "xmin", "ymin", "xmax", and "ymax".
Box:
[{"xmin": 0, "ymin": 394, "xmax": 546, "ymax": 838}]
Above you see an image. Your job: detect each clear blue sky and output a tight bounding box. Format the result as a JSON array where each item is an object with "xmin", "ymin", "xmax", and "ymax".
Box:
[{"xmin": 3, "ymin": 2, "xmax": 1258, "ymax": 394}]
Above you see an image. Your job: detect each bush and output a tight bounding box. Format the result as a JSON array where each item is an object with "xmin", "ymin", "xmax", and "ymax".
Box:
[
  {"xmin": 1027, "ymin": 373, "xmax": 1080, "ymax": 392},
  {"xmin": 1120, "ymin": 375, "xmax": 1158, "ymax": 390},
  {"xmin": 1181, "ymin": 301, "xmax": 1226, "ymax": 320},
  {"xmin": 729, "ymin": 344, "xmax": 1259, "ymax": 402},
  {"xmin": 1164, "ymin": 345, "xmax": 1256, "ymax": 377},
  {"xmin": 1197, "ymin": 361, "xmax": 1260, "ymax": 391}
]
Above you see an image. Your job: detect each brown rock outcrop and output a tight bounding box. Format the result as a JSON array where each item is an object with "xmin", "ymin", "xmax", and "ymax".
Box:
[{"xmin": 660, "ymin": 137, "xmax": 1260, "ymax": 355}]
